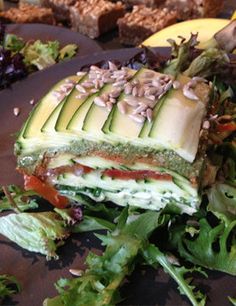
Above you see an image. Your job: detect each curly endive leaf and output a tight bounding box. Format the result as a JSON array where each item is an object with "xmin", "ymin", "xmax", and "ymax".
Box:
[
  {"xmin": 170, "ymin": 218, "xmax": 236, "ymax": 275},
  {"xmin": 207, "ymin": 183, "xmax": 236, "ymax": 224},
  {"xmin": 142, "ymin": 244, "xmax": 206, "ymax": 306}
]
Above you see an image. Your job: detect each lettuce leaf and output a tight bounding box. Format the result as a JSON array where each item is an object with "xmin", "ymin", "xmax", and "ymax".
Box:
[
  {"xmin": 44, "ymin": 208, "xmax": 164, "ymax": 306},
  {"xmin": 58, "ymin": 44, "xmax": 77, "ymax": 61},
  {"xmin": 4, "ymin": 34, "xmax": 25, "ymax": 53},
  {"xmin": 22, "ymin": 40, "xmax": 59, "ymax": 70},
  {"xmin": 0, "ymin": 211, "xmax": 71, "ymax": 259}
]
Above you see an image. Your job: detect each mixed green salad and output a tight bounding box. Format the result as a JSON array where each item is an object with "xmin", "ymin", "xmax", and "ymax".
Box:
[
  {"xmin": 0, "ymin": 21, "xmax": 236, "ymax": 306},
  {"xmin": 0, "ymin": 23, "xmax": 77, "ymax": 89}
]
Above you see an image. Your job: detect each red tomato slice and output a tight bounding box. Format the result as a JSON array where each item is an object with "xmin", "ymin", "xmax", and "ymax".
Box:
[
  {"xmin": 24, "ymin": 175, "xmax": 69, "ymax": 208},
  {"xmin": 103, "ymin": 169, "xmax": 172, "ymax": 181},
  {"xmin": 217, "ymin": 122, "xmax": 236, "ymax": 132}
]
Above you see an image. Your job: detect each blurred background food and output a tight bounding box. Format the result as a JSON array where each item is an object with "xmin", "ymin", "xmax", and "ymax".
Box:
[{"xmin": 0, "ymin": 0, "xmax": 235, "ymax": 48}]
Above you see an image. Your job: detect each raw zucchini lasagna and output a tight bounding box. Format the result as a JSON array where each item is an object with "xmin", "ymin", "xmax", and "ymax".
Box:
[{"xmin": 15, "ymin": 63, "xmax": 211, "ymax": 214}]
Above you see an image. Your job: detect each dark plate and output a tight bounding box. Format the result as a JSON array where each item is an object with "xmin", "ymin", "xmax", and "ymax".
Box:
[
  {"xmin": 0, "ymin": 48, "xmax": 235, "ymax": 306},
  {"xmin": 5, "ymin": 23, "xmax": 102, "ymax": 58}
]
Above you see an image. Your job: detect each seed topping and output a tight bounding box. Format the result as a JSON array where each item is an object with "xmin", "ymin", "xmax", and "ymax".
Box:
[{"xmin": 13, "ymin": 107, "xmax": 20, "ymax": 116}]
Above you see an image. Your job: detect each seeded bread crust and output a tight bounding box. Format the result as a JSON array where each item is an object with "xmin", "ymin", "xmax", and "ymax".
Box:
[
  {"xmin": 69, "ymin": 0, "xmax": 125, "ymax": 39},
  {"xmin": 0, "ymin": 3, "xmax": 55, "ymax": 24},
  {"xmin": 118, "ymin": 5, "xmax": 177, "ymax": 46}
]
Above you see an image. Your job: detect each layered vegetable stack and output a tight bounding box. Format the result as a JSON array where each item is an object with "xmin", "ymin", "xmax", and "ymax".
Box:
[{"xmin": 15, "ymin": 63, "xmax": 211, "ymax": 214}]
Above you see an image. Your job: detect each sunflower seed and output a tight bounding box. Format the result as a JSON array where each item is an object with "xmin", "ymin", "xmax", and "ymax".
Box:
[
  {"xmin": 76, "ymin": 71, "xmax": 86, "ymax": 77},
  {"xmin": 106, "ymin": 101, "xmax": 113, "ymax": 111},
  {"xmin": 100, "ymin": 93, "xmax": 109, "ymax": 102},
  {"xmin": 164, "ymin": 75, "xmax": 171, "ymax": 82},
  {"xmin": 133, "ymin": 104, "xmax": 148, "ymax": 114},
  {"xmin": 192, "ymin": 76, "xmax": 207, "ymax": 83},
  {"xmin": 52, "ymin": 91, "xmax": 63, "ymax": 98},
  {"xmin": 138, "ymin": 87, "xmax": 145, "ymax": 97},
  {"xmin": 65, "ymin": 78, "xmax": 76, "ymax": 84},
  {"xmin": 142, "ymin": 98, "xmax": 156, "ymax": 108},
  {"xmin": 146, "ymin": 108, "xmax": 153, "ymax": 122},
  {"xmin": 146, "ymin": 95, "xmax": 156, "ymax": 101},
  {"xmin": 102, "ymin": 71, "xmax": 111, "ymax": 79},
  {"xmin": 152, "ymin": 79, "xmax": 161, "ymax": 87},
  {"xmin": 183, "ymin": 84, "xmax": 199, "ymax": 100},
  {"xmin": 142, "ymin": 79, "xmax": 153, "ymax": 85},
  {"xmin": 164, "ymin": 81, "xmax": 173, "ymax": 91},
  {"xmin": 76, "ymin": 84, "xmax": 86, "ymax": 93},
  {"xmin": 132, "ymin": 86, "xmax": 139, "ymax": 97},
  {"xmin": 90, "ymin": 65, "xmax": 100, "ymax": 71},
  {"xmin": 144, "ymin": 71, "xmax": 154, "ymax": 78},
  {"xmin": 76, "ymin": 93, "xmax": 88, "ymax": 99},
  {"xmin": 117, "ymin": 101, "xmax": 127, "ymax": 114},
  {"xmin": 69, "ymin": 269, "xmax": 83, "ymax": 276},
  {"xmin": 93, "ymin": 79, "xmax": 100, "ymax": 89},
  {"xmin": 109, "ymin": 88, "xmax": 121, "ymax": 98},
  {"xmin": 113, "ymin": 80, "xmax": 126, "ymax": 87},
  {"xmin": 124, "ymin": 83, "xmax": 132, "ymax": 95},
  {"xmin": 145, "ymin": 87, "xmax": 157, "ymax": 96},
  {"xmin": 131, "ymin": 79, "xmax": 139, "ymax": 86},
  {"xmin": 109, "ymin": 97, "xmax": 116, "ymax": 104},
  {"xmin": 61, "ymin": 83, "xmax": 74, "ymax": 90},
  {"xmin": 81, "ymin": 81, "xmax": 94, "ymax": 88},
  {"xmin": 13, "ymin": 107, "xmax": 20, "ymax": 116},
  {"xmin": 124, "ymin": 96, "xmax": 139, "ymax": 106},
  {"xmin": 102, "ymin": 77, "xmax": 113, "ymax": 83},
  {"xmin": 116, "ymin": 75, "xmax": 126, "ymax": 82},
  {"xmin": 173, "ymin": 80, "xmax": 181, "ymax": 89},
  {"xmin": 108, "ymin": 61, "xmax": 118, "ymax": 71},
  {"xmin": 112, "ymin": 70, "xmax": 126, "ymax": 77},
  {"xmin": 94, "ymin": 97, "xmax": 106, "ymax": 107},
  {"xmin": 129, "ymin": 114, "xmax": 145, "ymax": 123}
]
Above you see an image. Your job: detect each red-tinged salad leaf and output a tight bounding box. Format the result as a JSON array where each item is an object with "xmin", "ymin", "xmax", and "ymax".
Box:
[
  {"xmin": 0, "ymin": 207, "xmax": 82, "ymax": 260},
  {"xmin": 169, "ymin": 217, "xmax": 236, "ymax": 276},
  {"xmin": 0, "ymin": 274, "xmax": 20, "ymax": 300},
  {"xmin": 0, "ymin": 48, "xmax": 28, "ymax": 89},
  {"xmin": 0, "ymin": 185, "xmax": 38, "ymax": 213},
  {"xmin": 142, "ymin": 244, "xmax": 207, "ymax": 306},
  {"xmin": 163, "ymin": 34, "xmax": 200, "ymax": 77},
  {"xmin": 43, "ymin": 208, "xmax": 165, "ymax": 306},
  {"xmin": 0, "ymin": 23, "xmax": 78, "ymax": 89}
]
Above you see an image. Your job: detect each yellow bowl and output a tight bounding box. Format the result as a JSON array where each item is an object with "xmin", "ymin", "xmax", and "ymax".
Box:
[{"xmin": 142, "ymin": 18, "xmax": 230, "ymax": 49}]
